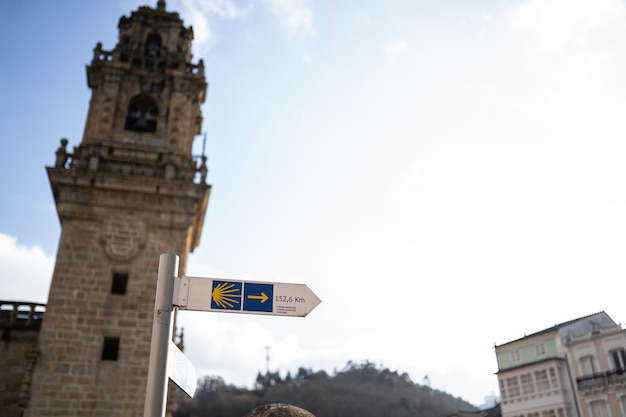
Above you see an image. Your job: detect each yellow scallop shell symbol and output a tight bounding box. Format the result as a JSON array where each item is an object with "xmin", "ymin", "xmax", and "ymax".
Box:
[{"xmin": 212, "ymin": 282, "xmax": 241, "ymax": 309}]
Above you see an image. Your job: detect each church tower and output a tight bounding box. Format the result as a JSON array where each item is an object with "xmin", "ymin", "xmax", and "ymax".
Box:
[{"xmin": 25, "ymin": 2, "xmax": 210, "ymax": 416}]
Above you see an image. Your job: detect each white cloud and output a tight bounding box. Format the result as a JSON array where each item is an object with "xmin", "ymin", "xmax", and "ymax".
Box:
[
  {"xmin": 382, "ymin": 38, "xmax": 409, "ymax": 65},
  {"xmin": 261, "ymin": 0, "xmax": 317, "ymax": 40},
  {"xmin": 0, "ymin": 233, "xmax": 54, "ymax": 303},
  {"xmin": 496, "ymin": 0, "xmax": 626, "ymax": 133},
  {"xmin": 169, "ymin": 0, "xmax": 251, "ymax": 55},
  {"xmin": 508, "ymin": 0, "xmax": 626, "ymax": 53},
  {"xmin": 132, "ymin": 0, "xmax": 314, "ymax": 54}
]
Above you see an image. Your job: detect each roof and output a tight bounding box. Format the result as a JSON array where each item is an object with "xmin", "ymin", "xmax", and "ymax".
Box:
[{"xmin": 495, "ymin": 311, "xmax": 616, "ymax": 347}]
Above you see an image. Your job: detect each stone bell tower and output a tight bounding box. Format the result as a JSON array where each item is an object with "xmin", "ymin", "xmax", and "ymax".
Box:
[{"xmin": 25, "ymin": 2, "xmax": 210, "ymax": 416}]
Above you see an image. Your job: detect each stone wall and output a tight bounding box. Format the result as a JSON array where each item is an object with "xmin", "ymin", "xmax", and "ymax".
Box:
[{"xmin": 0, "ymin": 302, "xmax": 44, "ymax": 417}]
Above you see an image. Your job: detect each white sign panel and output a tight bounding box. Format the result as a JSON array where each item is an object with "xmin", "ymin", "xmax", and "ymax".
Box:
[
  {"xmin": 167, "ymin": 341, "xmax": 197, "ymax": 398},
  {"xmin": 174, "ymin": 276, "xmax": 321, "ymax": 317}
]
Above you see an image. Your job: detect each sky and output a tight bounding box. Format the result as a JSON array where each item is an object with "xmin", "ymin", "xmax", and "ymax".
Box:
[{"xmin": 2, "ymin": 0, "xmax": 626, "ymax": 407}]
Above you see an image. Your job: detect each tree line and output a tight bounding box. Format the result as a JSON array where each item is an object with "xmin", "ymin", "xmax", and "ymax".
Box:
[{"xmin": 174, "ymin": 360, "xmax": 478, "ymax": 417}]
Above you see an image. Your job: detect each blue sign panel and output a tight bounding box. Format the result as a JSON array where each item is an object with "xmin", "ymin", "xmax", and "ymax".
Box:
[
  {"xmin": 211, "ymin": 281, "xmax": 242, "ymax": 310},
  {"xmin": 243, "ymin": 283, "xmax": 273, "ymax": 313}
]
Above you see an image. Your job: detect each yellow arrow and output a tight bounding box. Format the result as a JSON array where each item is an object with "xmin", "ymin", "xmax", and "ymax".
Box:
[{"xmin": 247, "ymin": 292, "xmax": 269, "ymax": 303}]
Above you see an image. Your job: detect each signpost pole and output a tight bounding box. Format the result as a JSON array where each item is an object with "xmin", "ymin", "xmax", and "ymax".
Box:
[{"xmin": 144, "ymin": 253, "xmax": 179, "ymax": 417}]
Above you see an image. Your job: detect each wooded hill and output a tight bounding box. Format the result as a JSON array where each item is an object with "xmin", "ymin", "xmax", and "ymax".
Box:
[{"xmin": 174, "ymin": 360, "xmax": 478, "ymax": 417}]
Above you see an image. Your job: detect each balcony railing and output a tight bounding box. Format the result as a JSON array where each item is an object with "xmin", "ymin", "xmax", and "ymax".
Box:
[
  {"xmin": 607, "ymin": 369, "xmax": 626, "ymax": 386},
  {"xmin": 0, "ymin": 301, "xmax": 46, "ymax": 331},
  {"xmin": 577, "ymin": 369, "xmax": 626, "ymax": 391}
]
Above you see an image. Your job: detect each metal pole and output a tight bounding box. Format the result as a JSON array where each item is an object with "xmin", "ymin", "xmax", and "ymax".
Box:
[{"xmin": 144, "ymin": 253, "xmax": 179, "ymax": 417}]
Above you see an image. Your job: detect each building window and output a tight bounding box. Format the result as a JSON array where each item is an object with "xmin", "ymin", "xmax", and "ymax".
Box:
[
  {"xmin": 536, "ymin": 343, "xmax": 546, "ymax": 357},
  {"xmin": 535, "ymin": 369, "xmax": 550, "ymax": 392},
  {"xmin": 507, "ymin": 376, "xmax": 521, "ymax": 398},
  {"xmin": 590, "ymin": 400, "xmax": 610, "ymax": 417},
  {"xmin": 102, "ymin": 337, "xmax": 120, "ymax": 361},
  {"xmin": 610, "ymin": 349, "xmax": 626, "ymax": 371},
  {"xmin": 521, "ymin": 373, "xmax": 535, "ymax": 395},
  {"xmin": 580, "ymin": 355, "xmax": 598, "ymax": 376},
  {"xmin": 111, "ymin": 273, "xmax": 128, "ymax": 295},
  {"xmin": 549, "ymin": 367, "xmax": 559, "ymax": 389},
  {"xmin": 619, "ymin": 397, "xmax": 626, "ymax": 417},
  {"xmin": 145, "ymin": 33, "xmax": 162, "ymax": 57},
  {"xmin": 499, "ymin": 378, "xmax": 507, "ymax": 400},
  {"xmin": 511, "ymin": 349, "xmax": 521, "ymax": 363},
  {"xmin": 125, "ymin": 96, "xmax": 158, "ymax": 133}
]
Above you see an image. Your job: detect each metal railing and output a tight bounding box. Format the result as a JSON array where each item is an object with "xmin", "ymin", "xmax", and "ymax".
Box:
[{"xmin": 577, "ymin": 369, "xmax": 626, "ymax": 391}]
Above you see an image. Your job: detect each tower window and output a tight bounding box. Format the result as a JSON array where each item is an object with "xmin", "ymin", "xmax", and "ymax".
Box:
[
  {"xmin": 111, "ymin": 273, "xmax": 128, "ymax": 295},
  {"xmin": 125, "ymin": 96, "xmax": 158, "ymax": 132},
  {"xmin": 102, "ymin": 337, "xmax": 120, "ymax": 361},
  {"xmin": 145, "ymin": 33, "xmax": 162, "ymax": 57},
  {"xmin": 120, "ymin": 35, "xmax": 131, "ymax": 62}
]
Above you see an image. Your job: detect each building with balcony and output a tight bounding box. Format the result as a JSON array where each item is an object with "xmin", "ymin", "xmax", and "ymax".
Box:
[
  {"xmin": 565, "ymin": 314, "xmax": 626, "ymax": 417},
  {"xmin": 495, "ymin": 320, "xmax": 577, "ymax": 417},
  {"xmin": 495, "ymin": 312, "xmax": 626, "ymax": 417}
]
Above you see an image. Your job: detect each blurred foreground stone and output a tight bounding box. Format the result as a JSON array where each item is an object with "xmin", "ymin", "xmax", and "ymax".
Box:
[{"xmin": 243, "ymin": 403, "xmax": 315, "ymax": 417}]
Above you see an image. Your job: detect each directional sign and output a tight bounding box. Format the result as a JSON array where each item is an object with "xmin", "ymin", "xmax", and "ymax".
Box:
[
  {"xmin": 167, "ymin": 341, "xmax": 197, "ymax": 398},
  {"xmin": 174, "ymin": 276, "xmax": 321, "ymax": 317}
]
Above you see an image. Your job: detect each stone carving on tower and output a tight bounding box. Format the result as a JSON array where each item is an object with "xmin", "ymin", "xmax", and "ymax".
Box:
[{"xmin": 22, "ymin": 2, "xmax": 211, "ymax": 416}]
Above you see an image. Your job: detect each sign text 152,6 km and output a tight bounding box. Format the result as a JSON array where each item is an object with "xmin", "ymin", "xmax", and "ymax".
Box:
[{"xmin": 173, "ymin": 276, "xmax": 321, "ymax": 317}]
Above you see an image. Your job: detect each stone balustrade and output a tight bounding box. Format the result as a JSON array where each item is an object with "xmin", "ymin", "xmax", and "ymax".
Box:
[
  {"xmin": 0, "ymin": 301, "xmax": 46, "ymax": 332},
  {"xmin": 53, "ymin": 138, "xmax": 208, "ymax": 184}
]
